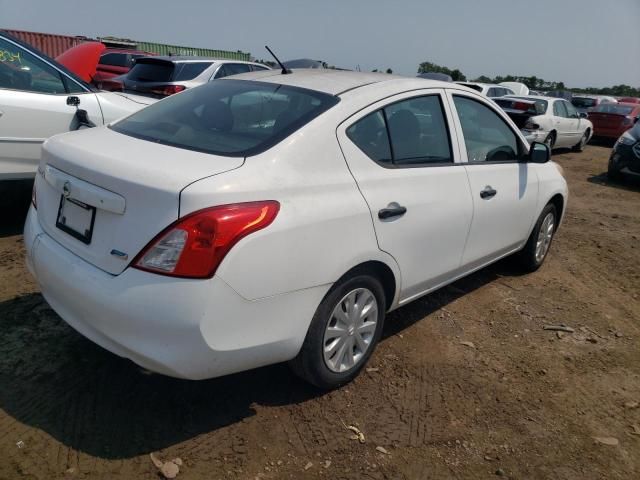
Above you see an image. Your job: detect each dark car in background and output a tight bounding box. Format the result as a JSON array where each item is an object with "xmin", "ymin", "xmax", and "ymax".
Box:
[
  {"xmin": 570, "ymin": 95, "xmax": 617, "ymax": 114},
  {"xmin": 93, "ymin": 48, "xmax": 154, "ymax": 88},
  {"xmin": 608, "ymin": 120, "xmax": 640, "ymax": 180},
  {"xmin": 589, "ymin": 103, "xmax": 640, "ymax": 140},
  {"xmin": 110, "ymin": 56, "xmax": 270, "ymax": 97}
]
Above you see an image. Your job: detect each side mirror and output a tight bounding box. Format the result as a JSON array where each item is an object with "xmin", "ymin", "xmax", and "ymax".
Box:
[
  {"xmin": 579, "ymin": 112, "xmax": 588, "ymax": 119},
  {"xmin": 529, "ymin": 141, "xmax": 550, "ymax": 164}
]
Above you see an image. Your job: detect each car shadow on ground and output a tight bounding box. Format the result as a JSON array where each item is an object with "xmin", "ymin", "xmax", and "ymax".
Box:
[
  {"xmin": 0, "ymin": 255, "xmax": 521, "ymax": 460},
  {"xmin": 0, "ymin": 180, "xmax": 31, "ymax": 238},
  {"xmin": 588, "ymin": 172, "xmax": 640, "ymax": 192}
]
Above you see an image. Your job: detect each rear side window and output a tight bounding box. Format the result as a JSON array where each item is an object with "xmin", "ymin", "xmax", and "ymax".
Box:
[
  {"xmin": 453, "ymin": 95, "xmax": 520, "ymax": 162},
  {"xmin": 553, "ymin": 101, "xmax": 568, "ymax": 118},
  {"xmin": 215, "ymin": 63, "xmax": 251, "ymax": 79},
  {"xmin": 347, "ymin": 95, "xmax": 452, "ymax": 166},
  {"xmin": 111, "ymin": 79, "xmax": 339, "ymax": 157},
  {"xmin": 172, "ymin": 62, "xmax": 212, "ymax": 81},
  {"xmin": 127, "ymin": 61, "xmax": 173, "ymax": 82}
]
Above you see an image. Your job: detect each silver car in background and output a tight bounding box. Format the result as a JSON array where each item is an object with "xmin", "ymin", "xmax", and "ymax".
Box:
[{"xmin": 117, "ymin": 56, "xmax": 271, "ymax": 97}]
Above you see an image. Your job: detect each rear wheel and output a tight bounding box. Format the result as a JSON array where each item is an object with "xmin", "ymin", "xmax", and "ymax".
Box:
[
  {"xmin": 572, "ymin": 130, "xmax": 589, "ymax": 152},
  {"xmin": 517, "ymin": 204, "xmax": 557, "ymax": 272},
  {"xmin": 544, "ymin": 132, "xmax": 556, "ymax": 152},
  {"xmin": 290, "ymin": 273, "xmax": 385, "ymax": 389}
]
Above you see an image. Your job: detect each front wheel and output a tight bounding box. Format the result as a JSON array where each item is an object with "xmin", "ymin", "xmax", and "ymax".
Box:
[
  {"xmin": 290, "ymin": 274, "xmax": 385, "ymax": 389},
  {"xmin": 517, "ymin": 204, "xmax": 557, "ymax": 272}
]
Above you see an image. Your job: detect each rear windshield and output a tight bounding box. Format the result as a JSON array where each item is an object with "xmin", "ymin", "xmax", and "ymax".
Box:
[
  {"xmin": 591, "ymin": 104, "xmax": 635, "ymax": 115},
  {"xmin": 571, "ymin": 97, "xmax": 597, "ymax": 108},
  {"xmin": 127, "ymin": 60, "xmax": 212, "ymax": 82},
  {"xmin": 111, "ymin": 79, "xmax": 339, "ymax": 156}
]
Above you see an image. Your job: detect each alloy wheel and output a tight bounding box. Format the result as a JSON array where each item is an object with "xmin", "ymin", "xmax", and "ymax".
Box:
[
  {"xmin": 323, "ymin": 288, "xmax": 378, "ymax": 373},
  {"xmin": 535, "ymin": 212, "xmax": 555, "ymax": 263}
]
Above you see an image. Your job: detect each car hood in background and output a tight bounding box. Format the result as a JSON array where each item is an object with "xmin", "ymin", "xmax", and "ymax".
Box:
[{"xmin": 55, "ymin": 42, "xmax": 106, "ymax": 82}]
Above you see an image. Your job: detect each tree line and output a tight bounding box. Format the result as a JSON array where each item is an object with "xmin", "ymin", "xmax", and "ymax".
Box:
[{"xmin": 417, "ymin": 61, "xmax": 640, "ymax": 97}]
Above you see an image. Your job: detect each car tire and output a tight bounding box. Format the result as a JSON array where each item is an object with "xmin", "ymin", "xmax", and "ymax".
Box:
[
  {"xmin": 572, "ymin": 130, "xmax": 589, "ymax": 152},
  {"xmin": 517, "ymin": 203, "xmax": 557, "ymax": 273},
  {"xmin": 289, "ymin": 273, "xmax": 386, "ymax": 389},
  {"xmin": 544, "ymin": 132, "xmax": 556, "ymax": 154}
]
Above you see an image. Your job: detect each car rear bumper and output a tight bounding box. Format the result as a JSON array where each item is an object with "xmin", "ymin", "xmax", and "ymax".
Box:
[
  {"xmin": 522, "ymin": 130, "xmax": 547, "ymax": 144},
  {"xmin": 24, "ymin": 206, "xmax": 327, "ymax": 380}
]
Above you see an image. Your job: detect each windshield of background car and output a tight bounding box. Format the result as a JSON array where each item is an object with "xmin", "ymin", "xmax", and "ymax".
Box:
[
  {"xmin": 592, "ymin": 104, "xmax": 635, "ymax": 115},
  {"xmin": 111, "ymin": 79, "xmax": 340, "ymax": 156},
  {"xmin": 571, "ymin": 97, "xmax": 597, "ymax": 108}
]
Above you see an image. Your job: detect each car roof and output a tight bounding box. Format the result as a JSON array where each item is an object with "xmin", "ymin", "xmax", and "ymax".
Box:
[
  {"xmin": 146, "ymin": 56, "xmax": 262, "ymax": 64},
  {"xmin": 227, "ymin": 69, "xmax": 453, "ymax": 96},
  {"xmin": 504, "ymin": 94, "xmax": 556, "ymax": 102}
]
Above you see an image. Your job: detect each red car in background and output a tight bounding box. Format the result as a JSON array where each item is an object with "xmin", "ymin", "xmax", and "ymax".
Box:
[
  {"xmin": 618, "ymin": 97, "xmax": 640, "ymax": 104},
  {"xmin": 92, "ymin": 48, "xmax": 154, "ymax": 89},
  {"xmin": 588, "ymin": 103, "xmax": 640, "ymax": 140}
]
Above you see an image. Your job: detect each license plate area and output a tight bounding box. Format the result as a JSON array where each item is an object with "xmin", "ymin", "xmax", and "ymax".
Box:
[{"xmin": 56, "ymin": 196, "xmax": 96, "ymax": 245}]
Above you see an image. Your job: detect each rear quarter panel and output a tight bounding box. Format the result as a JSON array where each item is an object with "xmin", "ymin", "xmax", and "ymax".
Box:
[{"xmin": 179, "ymin": 114, "xmax": 400, "ymax": 302}]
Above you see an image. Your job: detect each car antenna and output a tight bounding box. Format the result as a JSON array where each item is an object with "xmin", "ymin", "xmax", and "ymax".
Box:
[{"xmin": 265, "ymin": 45, "xmax": 291, "ymax": 74}]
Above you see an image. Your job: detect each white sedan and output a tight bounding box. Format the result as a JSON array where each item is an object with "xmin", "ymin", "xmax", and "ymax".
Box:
[
  {"xmin": 24, "ymin": 70, "xmax": 567, "ymax": 389},
  {"xmin": 0, "ymin": 32, "xmax": 154, "ymax": 181},
  {"xmin": 495, "ymin": 95, "xmax": 593, "ymax": 151}
]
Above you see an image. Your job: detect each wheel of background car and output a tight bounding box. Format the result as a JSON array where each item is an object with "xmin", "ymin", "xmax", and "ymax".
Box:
[
  {"xmin": 572, "ymin": 130, "xmax": 589, "ymax": 152},
  {"xmin": 544, "ymin": 132, "xmax": 555, "ymax": 151},
  {"xmin": 289, "ymin": 272, "xmax": 386, "ymax": 389},
  {"xmin": 517, "ymin": 203, "xmax": 557, "ymax": 272}
]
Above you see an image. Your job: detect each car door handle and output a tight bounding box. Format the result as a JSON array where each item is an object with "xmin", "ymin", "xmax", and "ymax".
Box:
[
  {"xmin": 480, "ymin": 186, "xmax": 497, "ymax": 199},
  {"xmin": 378, "ymin": 203, "xmax": 407, "ymax": 220}
]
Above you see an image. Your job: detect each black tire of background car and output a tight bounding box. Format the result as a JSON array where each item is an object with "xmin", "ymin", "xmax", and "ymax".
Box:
[
  {"xmin": 289, "ymin": 273, "xmax": 386, "ymax": 389},
  {"xmin": 544, "ymin": 132, "xmax": 556, "ymax": 153},
  {"xmin": 572, "ymin": 130, "xmax": 590, "ymax": 152},
  {"xmin": 517, "ymin": 203, "xmax": 557, "ymax": 273}
]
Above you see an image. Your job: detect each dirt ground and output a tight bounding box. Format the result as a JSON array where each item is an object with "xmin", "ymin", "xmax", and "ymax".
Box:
[{"xmin": 0, "ymin": 144, "xmax": 639, "ymax": 480}]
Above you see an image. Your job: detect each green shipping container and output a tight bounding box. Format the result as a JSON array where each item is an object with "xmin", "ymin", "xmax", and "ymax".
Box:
[{"xmin": 135, "ymin": 41, "xmax": 250, "ymax": 60}]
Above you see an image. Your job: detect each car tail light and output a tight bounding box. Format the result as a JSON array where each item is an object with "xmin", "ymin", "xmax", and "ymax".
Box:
[
  {"xmin": 31, "ymin": 182, "xmax": 37, "ymax": 209},
  {"xmin": 511, "ymin": 101, "xmax": 533, "ymax": 111},
  {"xmin": 132, "ymin": 201, "xmax": 280, "ymax": 278},
  {"xmin": 524, "ymin": 121, "xmax": 540, "ymax": 130},
  {"xmin": 150, "ymin": 85, "xmax": 186, "ymax": 96}
]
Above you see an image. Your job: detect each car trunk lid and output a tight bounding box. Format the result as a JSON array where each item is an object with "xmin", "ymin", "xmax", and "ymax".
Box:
[
  {"xmin": 494, "ymin": 98, "xmax": 541, "ymax": 128},
  {"xmin": 36, "ymin": 127, "xmax": 244, "ymax": 275}
]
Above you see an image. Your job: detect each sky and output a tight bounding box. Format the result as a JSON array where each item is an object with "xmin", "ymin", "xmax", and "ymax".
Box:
[{"xmin": 2, "ymin": 0, "xmax": 639, "ymax": 88}]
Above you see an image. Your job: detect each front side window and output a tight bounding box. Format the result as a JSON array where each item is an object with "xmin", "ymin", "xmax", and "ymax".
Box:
[
  {"xmin": 111, "ymin": 79, "xmax": 339, "ymax": 157},
  {"xmin": 453, "ymin": 95, "xmax": 520, "ymax": 162},
  {"xmin": 0, "ymin": 37, "xmax": 66, "ymax": 94},
  {"xmin": 347, "ymin": 95, "xmax": 452, "ymax": 167}
]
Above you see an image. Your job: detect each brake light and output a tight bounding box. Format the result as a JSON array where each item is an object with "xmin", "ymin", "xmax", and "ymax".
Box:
[
  {"xmin": 133, "ymin": 201, "xmax": 280, "ymax": 278},
  {"xmin": 31, "ymin": 182, "xmax": 37, "ymax": 209},
  {"xmin": 150, "ymin": 85, "xmax": 186, "ymax": 96},
  {"xmin": 512, "ymin": 101, "xmax": 533, "ymax": 111}
]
